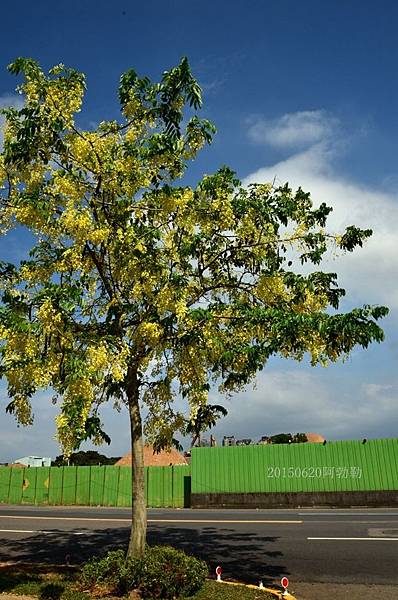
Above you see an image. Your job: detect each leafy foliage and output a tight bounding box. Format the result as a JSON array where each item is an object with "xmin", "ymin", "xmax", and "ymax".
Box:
[
  {"xmin": 269, "ymin": 432, "xmax": 308, "ymax": 444},
  {"xmin": 186, "ymin": 403, "xmax": 228, "ymax": 447},
  {"xmin": 79, "ymin": 547, "xmax": 208, "ymax": 598},
  {"xmin": 0, "ymin": 57, "xmax": 388, "ymax": 549},
  {"xmin": 52, "ymin": 450, "xmax": 121, "ymax": 466}
]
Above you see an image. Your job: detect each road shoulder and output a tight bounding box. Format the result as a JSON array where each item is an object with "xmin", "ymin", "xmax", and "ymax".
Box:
[{"xmin": 293, "ymin": 582, "xmax": 398, "ymax": 600}]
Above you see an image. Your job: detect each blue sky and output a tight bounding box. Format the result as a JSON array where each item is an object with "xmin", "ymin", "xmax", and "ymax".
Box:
[{"xmin": 0, "ymin": 1, "xmax": 397, "ymax": 461}]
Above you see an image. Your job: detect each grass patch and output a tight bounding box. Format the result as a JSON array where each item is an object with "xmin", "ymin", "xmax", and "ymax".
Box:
[
  {"xmin": 188, "ymin": 580, "xmax": 276, "ymax": 599},
  {"xmin": 0, "ymin": 564, "xmax": 276, "ymax": 599},
  {"xmin": 0, "ymin": 565, "xmax": 86, "ymax": 600}
]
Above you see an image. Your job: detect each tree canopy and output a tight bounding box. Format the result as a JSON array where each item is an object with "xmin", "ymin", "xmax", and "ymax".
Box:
[
  {"xmin": 0, "ymin": 57, "xmax": 388, "ymax": 555},
  {"xmin": 269, "ymin": 433, "xmax": 308, "ymax": 444},
  {"xmin": 52, "ymin": 450, "xmax": 120, "ymax": 466}
]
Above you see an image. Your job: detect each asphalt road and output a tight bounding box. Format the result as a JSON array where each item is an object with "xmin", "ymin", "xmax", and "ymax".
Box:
[{"xmin": 0, "ymin": 505, "xmax": 397, "ymax": 588}]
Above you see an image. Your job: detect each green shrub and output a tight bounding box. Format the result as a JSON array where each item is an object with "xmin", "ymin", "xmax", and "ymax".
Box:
[
  {"xmin": 79, "ymin": 549, "xmax": 126, "ymax": 589},
  {"xmin": 139, "ymin": 546, "xmax": 208, "ymax": 599},
  {"xmin": 78, "ymin": 546, "xmax": 208, "ymax": 599}
]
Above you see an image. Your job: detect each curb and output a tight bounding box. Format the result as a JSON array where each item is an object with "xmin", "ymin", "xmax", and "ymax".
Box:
[{"xmin": 213, "ymin": 579, "xmax": 296, "ymax": 599}]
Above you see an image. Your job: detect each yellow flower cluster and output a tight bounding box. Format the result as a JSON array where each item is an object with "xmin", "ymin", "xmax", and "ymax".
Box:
[
  {"xmin": 5, "ymin": 331, "xmax": 38, "ymax": 360},
  {"xmin": 23, "ymin": 77, "xmax": 84, "ymax": 129},
  {"xmin": 137, "ymin": 322, "xmax": 162, "ymax": 345},
  {"xmin": 255, "ymin": 274, "xmax": 289, "ymax": 305},
  {"xmin": 70, "ymin": 133, "xmax": 116, "ymax": 172},
  {"xmin": 55, "ymin": 412, "xmax": 77, "ymax": 456},
  {"xmin": 175, "ymin": 299, "xmax": 188, "ymax": 322},
  {"xmin": 37, "ymin": 299, "xmax": 63, "ymax": 331},
  {"xmin": 253, "ymin": 183, "xmax": 273, "ymax": 196},
  {"xmin": 0, "ymin": 155, "xmax": 6, "ymax": 182},
  {"xmin": 200, "ymin": 192, "xmax": 235, "ymax": 233},
  {"xmin": 46, "ymin": 82, "xmax": 83, "ymax": 120},
  {"xmin": 14, "ymin": 204, "xmax": 45, "ymax": 229},
  {"xmin": 122, "ymin": 94, "xmax": 142, "ymax": 119},
  {"xmin": 23, "ymin": 163, "xmax": 46, "ymax": 190},
  {"xmin": 23, "ymin": 81, "xmax": 41, "ymax": 102},
  {"xmin": 294, "ymin": 290, "xmax": 329, "ymax": 314},
  {"xmin": 19, "ymin": 264, "xmax": 53, "ymax": 284},
  {"xmin": 67, "ymin": 377, "xmax": 94, "ymax": 404},
  {"xmin": 87, "ymin": 343, "xmax": 109, "ymax": 373},
  {"xmin": 9, "ymin": 394, "xmax": 33, "ymax": 426},
  {"xmin": 87, "ymin": 341, "xmax": 130, "ymax": 383},
  {"xmin": 235, "ymin": 207, "xmax": 261, "ymax": 242},
  {"xmin": 111, "ymin": 343, "xmax": 129, "ymax": 382},
  {"xmin": 60, "ymin": 201, "xmax": 93, "ymax": 242},
  {"xmin": 51, "ymin": 173, "xmax": 83, "ymax": 201},
  {"xmin": 153, "ymin": 286, "xmax": 175, "ymax": 316}
]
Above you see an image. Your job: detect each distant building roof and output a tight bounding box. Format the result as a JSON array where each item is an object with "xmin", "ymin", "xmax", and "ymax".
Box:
[
  {"xmin": 14, "ymin": 456, "xmax": 52, "ymax": 467},
  {"xmin": 305, "ymin": 433, "xmax": 325, "ymax": 443},
  {"xmin": 115, "ymin": 445, "xmax": 188, "ymax": 467}
]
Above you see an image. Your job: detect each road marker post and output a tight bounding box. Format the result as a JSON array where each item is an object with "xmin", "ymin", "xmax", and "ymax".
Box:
[
  {"xmin": 281, "ymin": 576, "xmax": 289, "ymax": 596},
  {"xmin": 215, "ymin": 566, "xmax": 222, "ymax": 582}
]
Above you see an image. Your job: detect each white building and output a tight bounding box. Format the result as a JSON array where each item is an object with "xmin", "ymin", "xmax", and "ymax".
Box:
[{"xmin": 14, "ymin": 456, "xmax": 52, "ymax": 467}]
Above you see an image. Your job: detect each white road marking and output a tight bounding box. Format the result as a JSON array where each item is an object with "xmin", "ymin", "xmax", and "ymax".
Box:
[
  {"xmin": 0, "ymin": 515, "xmax": 302, "ymax": 524},
  {"xmin": 0, "ymin": 529, "xmax": 85, "ymax": 535},
  {"xmin": 300, "ymin": 512, "xmax": 398, "ymax": 516},
  {"xmin": 149, "ymin": 519, "xmax": 303, "ymax": 524},
  {"xmin": 0, "ymin": 515, "xmax": 131, "ymax": 523},
  {"xmin": 304, "ymin": 520, "xmax": 398, "ymax": 524},
  {"xmin": 308, "ymin": 537, "xmax": 398, "ymax": 541}
]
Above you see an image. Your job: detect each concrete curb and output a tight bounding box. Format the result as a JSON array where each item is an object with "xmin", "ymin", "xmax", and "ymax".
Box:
[{"xmin": 213, "ymin": 579, "xmax": 296, "ymax": 599}]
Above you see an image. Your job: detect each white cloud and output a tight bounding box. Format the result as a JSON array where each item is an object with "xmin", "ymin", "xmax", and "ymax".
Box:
[
  {"xmin": 247, "ymin": 110, "xmax": 339, "ymax": 149},
  {"xmin": 209, "ymin": 368, "xmax": 398, "ymax": 442},
  {"xmin": 363, "ymin": 383, "xmax": 394, "ymax": 397},
  {"xmin": 203, "ymin": 108, "xmax": 398, "ymax": 445},
  {"xmin": 243, "ymin": 115, "xmax": 398, "ymax": 310}
]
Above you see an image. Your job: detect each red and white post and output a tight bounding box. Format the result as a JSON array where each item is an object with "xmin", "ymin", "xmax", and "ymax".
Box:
[{"xmin": 281, "ymin": 576, "xmax": 289, "ymax": 596}]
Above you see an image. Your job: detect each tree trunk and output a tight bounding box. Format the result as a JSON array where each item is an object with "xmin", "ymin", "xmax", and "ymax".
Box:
[{"xmin": 126, "ymin": 366, "xmax": 147, "ymax": 557}]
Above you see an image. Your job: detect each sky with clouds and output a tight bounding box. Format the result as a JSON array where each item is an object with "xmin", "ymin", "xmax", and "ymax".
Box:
[{"xmin": 0, "ymin": 0, "xmax": 397, "ymax": 461}]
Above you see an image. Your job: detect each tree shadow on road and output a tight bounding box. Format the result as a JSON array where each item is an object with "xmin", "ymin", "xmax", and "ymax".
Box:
[
  {"xmin": 148, "ymin": 525, "xmax": 286, "ymax": 584},
  {"xmin": 0, "ymin": 525, "xmax": 288, "ymax": 585}
]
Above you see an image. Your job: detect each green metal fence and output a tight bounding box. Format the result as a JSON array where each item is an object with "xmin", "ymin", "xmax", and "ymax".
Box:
[
  {"xmin": 191, "ymin": 438, "xmax": 398, "ymax": 494},
  {"xmin": 0, "ymin": 465, "xmax": 191, "ymax": 508},
  {"xmin": 2, "ymin": 438, "xmax": 397, "ymax": 507}
]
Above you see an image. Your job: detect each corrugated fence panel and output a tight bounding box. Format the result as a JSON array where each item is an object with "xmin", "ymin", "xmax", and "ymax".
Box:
[
  {"xmin": 48, "ymin": 468, "xmax": 63, "ymax": 505},
  {"xmin": 2, "ymin": 439, "xmax": 397, "ymax": 507},
  {"xmin": 8, "ymin": 468, "xmax": 23, "ymax": 504},
  {"xmin": 0, "ymin": 467, "xmax": 11, "ymax": 503},
  {"xmin": 35, "ymin": 467, "xmax": 50, "ymax": 505},
  {"xmin": 103, "ymin": 465, "xmax": 119, "ymax": 506},
  {"xmin": 191, "ymin": 438, "xmax": 398, "ymax": 494},
  {"xmin": 76, "ymin": 466, "xmax": 91, "ymax": 505},
  {"xmin": 147, "ymin": 467, "xmax": 174, "ymax": 507},
  {"xmin": 22, "ymin": 468, "xmax": 37, "ymax": 504},
  {"xmin": 147, "ymin": 467, "xmax": 160, "ymax": 507},
  {"xmin": 385, "ymin": 440, "xmax": 398, "ymax": 489},
  {"xmin": 90, "ymin": 466, "xmax": 105, "ymax": 506},
  {"xmin": 62, "ymin": 467, "xmax": 77, "ymax": 505},
  {"xmin": 117, "ymin": 467, "xmax": 131, "ymax": 507},
  {"xmin": 171, "ymin": 466, "xmax": 191, "ymax": 508},
  {"xmin": 0, "ymin": 464, "xmax": 190, "ymax": 507}
]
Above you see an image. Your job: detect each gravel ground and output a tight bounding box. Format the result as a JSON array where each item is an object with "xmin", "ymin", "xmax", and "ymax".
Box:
[
  {"xmin": 293, "ymin": 582, "xmax": 397, "ymax": 599},
  {"xmin": 0, "ymin": 596, "xmax": 35, "ymax": 600}
]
